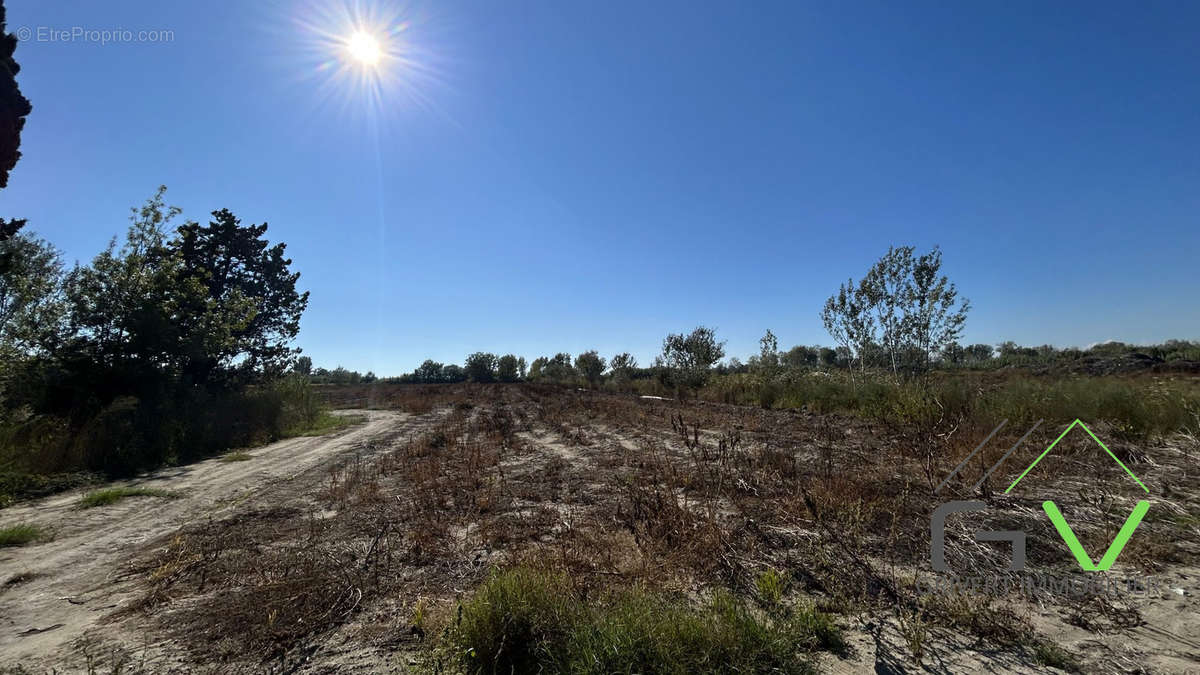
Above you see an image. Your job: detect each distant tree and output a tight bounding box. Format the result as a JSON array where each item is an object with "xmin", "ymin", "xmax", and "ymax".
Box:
[
  {"xmin": 964, "ymin": 344, "xmax": 993, "ymax": 363},
  {"xmin": 661, "ymin": 326, "xmax": 725, "ymax": 392},
  {"xmin": 541, "ymin": 352, "xmax": 576, "ymax": 382},
  {"xmin": 414, "ymin": 359, "xmax": 444, "ymax": 383},
  {"xmin": 904, "ymin": 247, "xmax": 969, "ymax": 370},
  {"xmin": 940, "ymin": 341, "xmax": 964, "ymax": 364},
  {"xmin": 782, "ymin": 345, "xmax": 819, "ymax": 369},
  {"xmin": 362, "ymin": 371, "xmax": 377, "ymax": 383},
  {"xmin": 824, "ymin": 246, "xmax": 968, "ymax": 375},
  {"xmin": 609, "ymin": 352, "xmax": 637, "ymax": 377},
  {"xmin": 497, "ymin": 354, "xmax": 521, "ymax": 382},
  {"xmin": 821, "ymin": 279, "xmax": 874, "ymax": 373},
  {"xmin": 818, "ymin": 347, "xmax": 838, "ymax": 367},
  {"xmin": 464, "ymin": 352, "xmax": 498, "ymax": 382},
  {"xmin": 528, "ymin": 356, "xmax": 548, "ymax": 380},
  {"xmin": 517, "ymin": 356, "xmax": 527, "ymax": 379},
  {"xmin": 757, "ymin": 330, "xmax": 779, "ymax": 376},
  {"xmin": 442, "ymin": 364, "xmax": 466, "ymax": 382},
  {"xmin": 574, "ymin": 350, "xmax": 606, "ymax": 387},
  {"xmin": 0, "ymin": 231, "xmax": 63, "ymax": 356},
  {"xmin": 293, "ymin": 355, "xmax": 313, "ymax": 375}
]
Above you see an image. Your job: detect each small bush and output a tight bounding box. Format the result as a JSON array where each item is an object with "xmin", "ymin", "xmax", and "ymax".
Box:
[
  {"xmin": 79, "ymin": 487, "xmax": 176, "ymax": 508},
  {"xmin": 448, "ymin": 567, "xmax": 841, "ymax": 674},
  {"xmin": 0, "ymin": 523, "xmax": 44, "ymax": 547},
  {"xmin": 1032, "ymin": 640, "xmax": 1081, "ymax": 672},
  {"xmin": 219, "ymin": 451, "xmax": 253, "ymax": 463}
]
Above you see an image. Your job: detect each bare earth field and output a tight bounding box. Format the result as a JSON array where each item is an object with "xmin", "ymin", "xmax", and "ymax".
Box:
[{"xmin": 1, "ymin": 384, "xmax": 1199, "ymax": 673}]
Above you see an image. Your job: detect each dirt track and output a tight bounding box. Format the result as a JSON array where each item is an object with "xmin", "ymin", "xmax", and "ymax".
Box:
[{"xmin": 0, "ymin": 410, "xmax": 405, "ymax": 670}]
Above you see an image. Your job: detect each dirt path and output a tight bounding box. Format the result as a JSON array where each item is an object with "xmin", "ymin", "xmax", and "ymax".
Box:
[{"xmin": 0, "ymin": 409, "xmax": 406, "ymax": 669}]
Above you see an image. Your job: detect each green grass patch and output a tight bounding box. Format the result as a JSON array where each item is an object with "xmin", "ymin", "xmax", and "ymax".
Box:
[
  {"xmin": 284, "ymin": 411, "xmax": 365, "ymax": 438},
  {"xmin": 0, "ymin": 524, "xmax": 44, "ymax": 547},
  {"xmin": 445, "ymin": 567, "xmax": 843, "ymax": 674},
  {"xmin": 1032, "ymin": 640, "xmax": 1081, "ymax": 672},
  {"xmin": 79, "ymin": 486, "xmax": 177, "ymax": 508},
  {"xmin": 219, "ymin": 451, "xmax": 254, "ymax": 462}
]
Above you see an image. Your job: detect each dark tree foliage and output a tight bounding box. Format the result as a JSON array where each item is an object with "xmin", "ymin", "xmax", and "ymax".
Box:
[
  {"xmin": 497, "ymin": 354, "xmax": 521, "ymax": 382},
  {"xmin": 172, "ymin": 209, "xmax": 310, "ymax": 382},
  {"xmin": 0, "ymin": 2, "xmax": 31, "ymax": 251},
  {"xmin": 0, "ymin": 2, "xmax": 30, "ymax": 194},
  {"xmin": 464, "ymin": 352, "xmax": 498, "ymax": 382},
  {"xmin": 574, "ymin": 350, "xmax": 606, "ymax": 387}
]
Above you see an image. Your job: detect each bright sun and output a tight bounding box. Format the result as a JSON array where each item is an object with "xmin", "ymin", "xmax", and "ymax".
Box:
[{"xmin": 346, "ymin": 30, "xmax": 382, "ymax": 66}]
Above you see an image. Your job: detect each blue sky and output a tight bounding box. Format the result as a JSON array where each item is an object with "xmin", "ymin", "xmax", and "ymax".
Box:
[{"xmin": 2, "ymin": 0, "xmax": 1198, "ymax": 375}]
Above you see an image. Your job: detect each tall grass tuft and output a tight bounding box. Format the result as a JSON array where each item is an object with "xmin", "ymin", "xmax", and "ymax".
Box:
[{"xmin": 448, "ymin": 567, "xmax": 842, "ymax": 674}]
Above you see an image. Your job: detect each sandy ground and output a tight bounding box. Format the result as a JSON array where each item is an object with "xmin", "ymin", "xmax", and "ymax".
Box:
[{"xmin": 0, "ymin": 410, "xmax": 405, "ymax": 671}]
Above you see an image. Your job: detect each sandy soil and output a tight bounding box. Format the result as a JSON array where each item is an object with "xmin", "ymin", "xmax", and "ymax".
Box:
[{"xmin": 0, "ymin": 410, "xmax": 405, "ymax": 670}]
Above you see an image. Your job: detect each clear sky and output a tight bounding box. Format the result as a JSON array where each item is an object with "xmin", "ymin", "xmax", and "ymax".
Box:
[{"xmin": 2, "ymin": 0, "xmax": 1197, "ymax": 375}]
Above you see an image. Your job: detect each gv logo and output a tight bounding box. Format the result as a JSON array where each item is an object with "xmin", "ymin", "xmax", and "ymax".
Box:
[
  {"xmin": 932, "ymin": 419, "xmax": 1152, "ymax": 573},
  {"xmin": 930, "ymin": 499, "xmax": 1150, "ymax": 572}
]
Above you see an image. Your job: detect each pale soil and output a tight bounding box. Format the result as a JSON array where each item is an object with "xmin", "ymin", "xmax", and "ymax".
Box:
[{"xmin": 0, "ymin": 410, "xmax": 408, "ymax": 672}]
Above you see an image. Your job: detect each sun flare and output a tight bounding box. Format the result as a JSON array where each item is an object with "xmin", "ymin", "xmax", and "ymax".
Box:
[{"xmin": 346, "ymin": 30, "xmax": 382, "ymax": 66}]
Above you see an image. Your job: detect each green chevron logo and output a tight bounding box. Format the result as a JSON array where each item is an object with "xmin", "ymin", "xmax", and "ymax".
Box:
[
  {"xmin": 1011, "ymin": 419, "xmax": 1150, "ymax": 572},
  {"xmin": 934, "ymin": 419, "xmax": 1152, "ymax": 573},
  {"xmin": 1042, "ymin": 499, "xmax": 1150, "ymax": 571}
]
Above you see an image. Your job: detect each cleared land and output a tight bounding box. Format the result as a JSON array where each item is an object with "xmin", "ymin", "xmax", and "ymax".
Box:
[
  {"xmin": 1, "ymin": 384, "xmax": 1198, "ymax": 673},
  {"xmin": 0, "ymin": 409, "xmax": 403, "ymax": 671}
]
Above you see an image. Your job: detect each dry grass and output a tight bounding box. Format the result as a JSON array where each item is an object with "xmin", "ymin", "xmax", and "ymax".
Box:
[{"xmin": 119, "ymin": 382, "xmax": 1199, "ymax": 671}]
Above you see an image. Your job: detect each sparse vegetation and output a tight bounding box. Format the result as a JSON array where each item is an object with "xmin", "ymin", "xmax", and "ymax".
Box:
[
  {"xmin": 79, "ymin": 487, "xmax": 176, "ymax": 508},
  {"xmin": 0, "ymin": 523, "xmax": 42, "ymax": 547},
  {"xmin": 113, "ymin": 380, "xmax": 1200, "ymax": 672},
  {"xmin": 445, "ymin": 567, "xmax": 840, "ymax": 674},
  {"xmin": 1032, "ymin": 640, "xmax": 1081, "ymax": 672},
  {"xmin": 218, "ymin": 451, "xmax": 253, "ymax": 462}
]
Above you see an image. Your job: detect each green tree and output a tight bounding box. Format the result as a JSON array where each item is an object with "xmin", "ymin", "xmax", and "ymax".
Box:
[
  {"xmin": 0, "ymin": 2, "xmax": 30, "ymax": 248},
  {"xmin": 782, "ymin": 345, "xmax": 818, "ymax": 369},
  {"xmin": 757, "ymin": 329, "xmax": 779, "ymax": 376},
  {"xmin": 497, "ymin": 354, "xmax": 521, "ymax": 382},
  {"xmin": 661, "ymin": 326, "xmax": 725, "ymax": 392},
  {"xmin": 171, "ymin": 207, "xmax": 310, "ymax": 381},
  {"xmin": 574, "ymin": 350, "xmax": 606, "ymax": 387},
  {"xmin": 63, "ymin": 188, "xmax": 309, "ymax": 392},
  {"xmin": 609, "ymin": 352, "xmax": 637, "ymax": 381},
  {"xmin": 821, "ymin": 279, "xmax": 874, "ymax": 373},
  {"xmin": 539, "ymin": 353, "xmax": 576, "ymax": 382},
  {"xmin": 818, "ymin": 347, "xmax": 838, "ymax": 367},
  {"xmin": 414, "ymin": 359, "xmax": 445, "ymax": 383},
  {"xmin": 0, "ymin": 1, "xmax": 29, "ymax": 192},
  {"xmin": 63, "ymin": 189, "xmax": 192, "ymax": 380},
  {"xmin": 464, "ymin": 352, "xmax": 498, "ymax": 382},
  {"xmin": 904, "ymin": 247, "xmax": 969, "ymax": 370},
  {"xmin": 293, "ymin": 355, "xmax": 313, "ymax": 375},
  {"xmin": 0, "ymin": 231, "xmax": 63, "ymax": 356},
  {"xmin": 824, "ymin": 246, "xmax": 968, "ymax": 374},
  {"xmin": 528, "ymin": 356, "xmax": 548, "ymax": 380}
]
